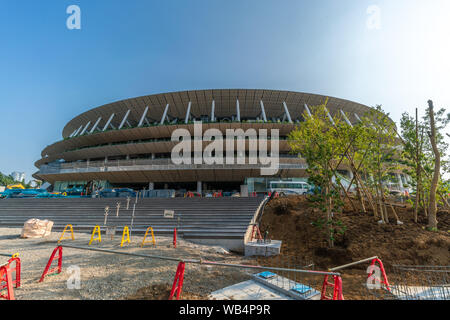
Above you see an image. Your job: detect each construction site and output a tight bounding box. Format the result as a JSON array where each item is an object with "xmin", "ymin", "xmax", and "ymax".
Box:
[{"xmin": 0, "ymin": 193, "xmax": 449, "ymax": 301}]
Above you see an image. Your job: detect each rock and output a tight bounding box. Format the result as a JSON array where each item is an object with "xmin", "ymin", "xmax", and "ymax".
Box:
[
  {"xmin": 20, "ymin": 219, "xmax": 54, "ymax": 238},
  {"xmin": 207, "ymin": 246, "xmax": 230, "ymax": 254}
]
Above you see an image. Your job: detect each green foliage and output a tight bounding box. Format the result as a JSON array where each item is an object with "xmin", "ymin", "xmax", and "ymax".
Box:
[
  {"xmin": 0, "ymin": 172, "xmax": 15, "ymax": 186},
  {"xmin": 400, "ymin": 107, "xmax": 450, "ymax": 211},
  {"xmin": 359, "ymin": 106, "xmax": 401, "ymax": 193},
  {"xmin": 288, "ymin": 99, "xmax": 347, "ymax": 246},
  {"xmin": 311, "ymin": 218, "xmax": 347, "ymax": 243},
  {"xmin": 0, "ymin": 172, "xmax": 32, "ymax": 188}
]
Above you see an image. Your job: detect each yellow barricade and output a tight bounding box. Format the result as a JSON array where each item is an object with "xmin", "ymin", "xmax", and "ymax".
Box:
[
  {"xmin": 120, "ymin": 226, "xmax": 131, "ymax": 247},
  {"xmin": 141, "ymin": 227, "xmax": 156, "ymax": 247},
  {"xmin": 58, "ymin": 224, "xmax": 75, "ymax": 244},
  {"xmin": 89, "ymin": 225, "xmax": 102, "ymax": 245}
]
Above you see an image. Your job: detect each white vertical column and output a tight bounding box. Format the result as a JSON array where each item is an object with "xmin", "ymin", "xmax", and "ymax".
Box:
[
  {"xmin": 148, "ymin": 182, "xmax": 154, "ymax": 190},
  {"xmin": 211, "ymin": 100, "xmax": 215, "ymax": 122},
  {"xmin": 282, "ymin": 102, "xmax": 293, "ymax": 123},
  {"xmin": 74, "ymin": 125, "xmax": 83, "ymax": 136},
  {"xmin": 89, "ymin": 117, "xmax": 102, "ymax": 134},
  {"xmin": 197, "ymin": 181, "xmax": 202, "ymax": 194},
  {"xmin": 69, "ymin": 129, "xmax": 77, "ymax": 138},
  {"xmin": 340, "ymin": 110, "xmax": 353, "ymax": 127},
  {"xmin": 160, "ymin": 104, "xmax": 170, "ymax": 125},
  {"xmin": 304, "ymin": 104, "xmax": 312, "ymax": 117},
  {"xmin": 236, "ymin": 99, "xmax": 241, "ymax": 122},
  {"xmin": 79, "ymin": 121, "xmax": 91, "ymax": 136},
  {"xmin": 185, "ymin": 101, "xmax": 192, "ymax": 124},
  {"xmin": 260, "ymin": 100, "xmax": 267, "ymax": 122},
  {"xmin": 324, "ymin": 107, "xmax": 335, "ymax": 125},
  {"xmin": 138, "ymin": 106, "xmax": 149, "ymax": 127},
  {"xmin": 103, "ymin": 113, "xmax": 115, "ymax": 131},
  {"xmin": 119, "ymin": 109, "xmax": 131, "ymax": 129}
]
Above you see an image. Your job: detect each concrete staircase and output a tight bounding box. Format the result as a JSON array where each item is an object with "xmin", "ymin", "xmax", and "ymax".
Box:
[{"xmin": 0, "ymin": 197, "xmax": 267, "ymax": 251}]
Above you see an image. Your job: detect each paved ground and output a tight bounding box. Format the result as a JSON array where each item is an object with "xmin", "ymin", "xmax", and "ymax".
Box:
[{"xmin": 0, "ymin": 227, "xmax": 255, "ymax": 300}]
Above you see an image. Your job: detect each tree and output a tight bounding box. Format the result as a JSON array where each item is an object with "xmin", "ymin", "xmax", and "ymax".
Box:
[
  {"xmin": 0, "ymin": 172, "xmax": 15, "ymax": 186},
  {"xmin": 359, "ymin": 106, "xmax": 401, "ymax": 224},
  {"xmin": 400, "ymin": 109, "xmax": 427, "ymax": 222},
  {"xmin": 288, "ymin": 101, "xmax": 346, "ymax": 247},
  {"xmin": 400, "ymin": 101, "xmax": 450, "ymax": 225},
  {"xmin": 427, "ymin": 100, "xmax": 440, "ymax": 230}
]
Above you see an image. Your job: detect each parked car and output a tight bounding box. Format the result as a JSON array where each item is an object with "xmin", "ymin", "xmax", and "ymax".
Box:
[
  {"xmin": 269, "ymin": 181, "xmax": 310, "ymax": 195},
  {"xmin": 99, "ymin": 188, "xmax": 117, "ymax": 198},
  {"xmin": 115, "ymin": 188, "xmax": 136, "ymax": 198}
]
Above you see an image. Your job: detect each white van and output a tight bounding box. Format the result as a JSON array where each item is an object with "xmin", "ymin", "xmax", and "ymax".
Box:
[{"xmin": 269, "ymin": 181, "xmax": 310, "ymax": 195}]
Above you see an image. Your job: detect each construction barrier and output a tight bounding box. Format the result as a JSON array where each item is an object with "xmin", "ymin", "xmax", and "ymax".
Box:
[
  {"xmin": 141, "ymin": 227, "xmax": 156, "ymax": 247},
  {"xmin": 55, "ymin": 244, "xmax": 343, "ymax": 301},
  {"xmin": 120, "ymin": 226, "xmax": 131, "ymax": 247},
  {"xmin": 5, "ymin": 257, "xmax": 21, "ymax": 289},
  {"xmin": 169, "ymin": 261, "xmax": 186, "ymax": 300},
  {"xmin": 320, "ymin": 275, "xmax": 344, "ymax": 300},
  {"xmin": 89, "ymin": 225, "xmax": 102, "ymax": 245},
  {"xmin": 58, "ymin": 224, "xmax": 75, "ymax": 244},
  {"xmin": 321, "ymin": 256, "xmax": 391, "ymax": 300},
  {"xmin": 0, "ymin": 265, "xmax": 15, "ymax": 300},
  {"xmin": 367, "ymin": 257, "xmax": 391, "ymax": 291},
  {"xmin": 39, "ymin": 246, "xmax": 63, "ymax": 282},
  {"xmin": 250, "ymin": 224, "xmax": 263, "ymax": 241},
  {"xmin": 173, "ymin": 228, "xmax": 177, "ymax": 248}
]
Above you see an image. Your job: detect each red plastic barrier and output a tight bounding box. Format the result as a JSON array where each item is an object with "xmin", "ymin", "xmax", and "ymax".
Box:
[
  {"xmin": 368, "ymin": 258, "xmax": 391, "ymax": 291},
  {"xmin": 0, "ymin": 265, "xmax": 15, "ymax": 300},
  {"xmin": 169, "ymin": 261, "xmax": 186, "ymax": 300},
  {"xmin": 39, "ymin": 246, "xmax": 63, "ymax": 282},
  {"xmin": 320, "ymin": 275, "xmax": 344, "ymax": 300},
  {"xmin": 5, "ymin": 257, "xmax": 20, "ymax": 289},
  {"xmin": 173, "ymin": 228, "xmax": 177, "ymax": 248}
]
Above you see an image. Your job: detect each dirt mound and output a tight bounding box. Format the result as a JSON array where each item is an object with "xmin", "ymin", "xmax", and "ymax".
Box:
[
  {"xmin": 260, "ymin": 196, "xmax": 449, "ymax": 299},
  {"xmin": 261, "ymin": 196, "xmax": 450, "ymax": 270},
  {"xmin": 124, "ymin": 283, "xmax": 208, "ymax": 300}
]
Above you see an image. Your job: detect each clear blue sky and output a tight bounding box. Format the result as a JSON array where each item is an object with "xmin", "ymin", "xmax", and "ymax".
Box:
[{"xmin": 1, "ymin": 0, "xmax": 449, "ymax": 181}]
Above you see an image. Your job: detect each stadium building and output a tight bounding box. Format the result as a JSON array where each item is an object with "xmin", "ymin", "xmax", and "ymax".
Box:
[{"xmin": 33, "ymin": 89, "xmax": 410, "ymax": 194}]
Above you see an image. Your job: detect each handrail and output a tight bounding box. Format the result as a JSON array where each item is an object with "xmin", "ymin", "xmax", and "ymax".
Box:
[
  {"xmin": 60, "ymin": 243, "xmax": 341, "ymax": 276},
  {"xmin": 329, "ymin": 256, "xmax": 378, "ymax": 272},
  {"xmin": 38, "ymin": 160, "xmax": 309, "ymax": 174}
]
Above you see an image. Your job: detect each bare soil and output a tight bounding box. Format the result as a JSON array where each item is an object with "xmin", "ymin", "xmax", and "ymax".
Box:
[
  {"xmin": 260, "ymin": 195, "xmax": 450, "ymax": 299},
  {"xmin": 0, "ymin": 228, "xmax": 251, "ymax": 300},
  {"xmin": 124, "ymin": 283, "xmax": 208, "ymax": 300}
]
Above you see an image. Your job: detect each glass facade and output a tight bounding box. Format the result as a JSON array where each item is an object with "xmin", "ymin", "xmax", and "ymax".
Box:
[{"xmin": 54, "ymin": 180, "xmax": 112, "ymax": 192}]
